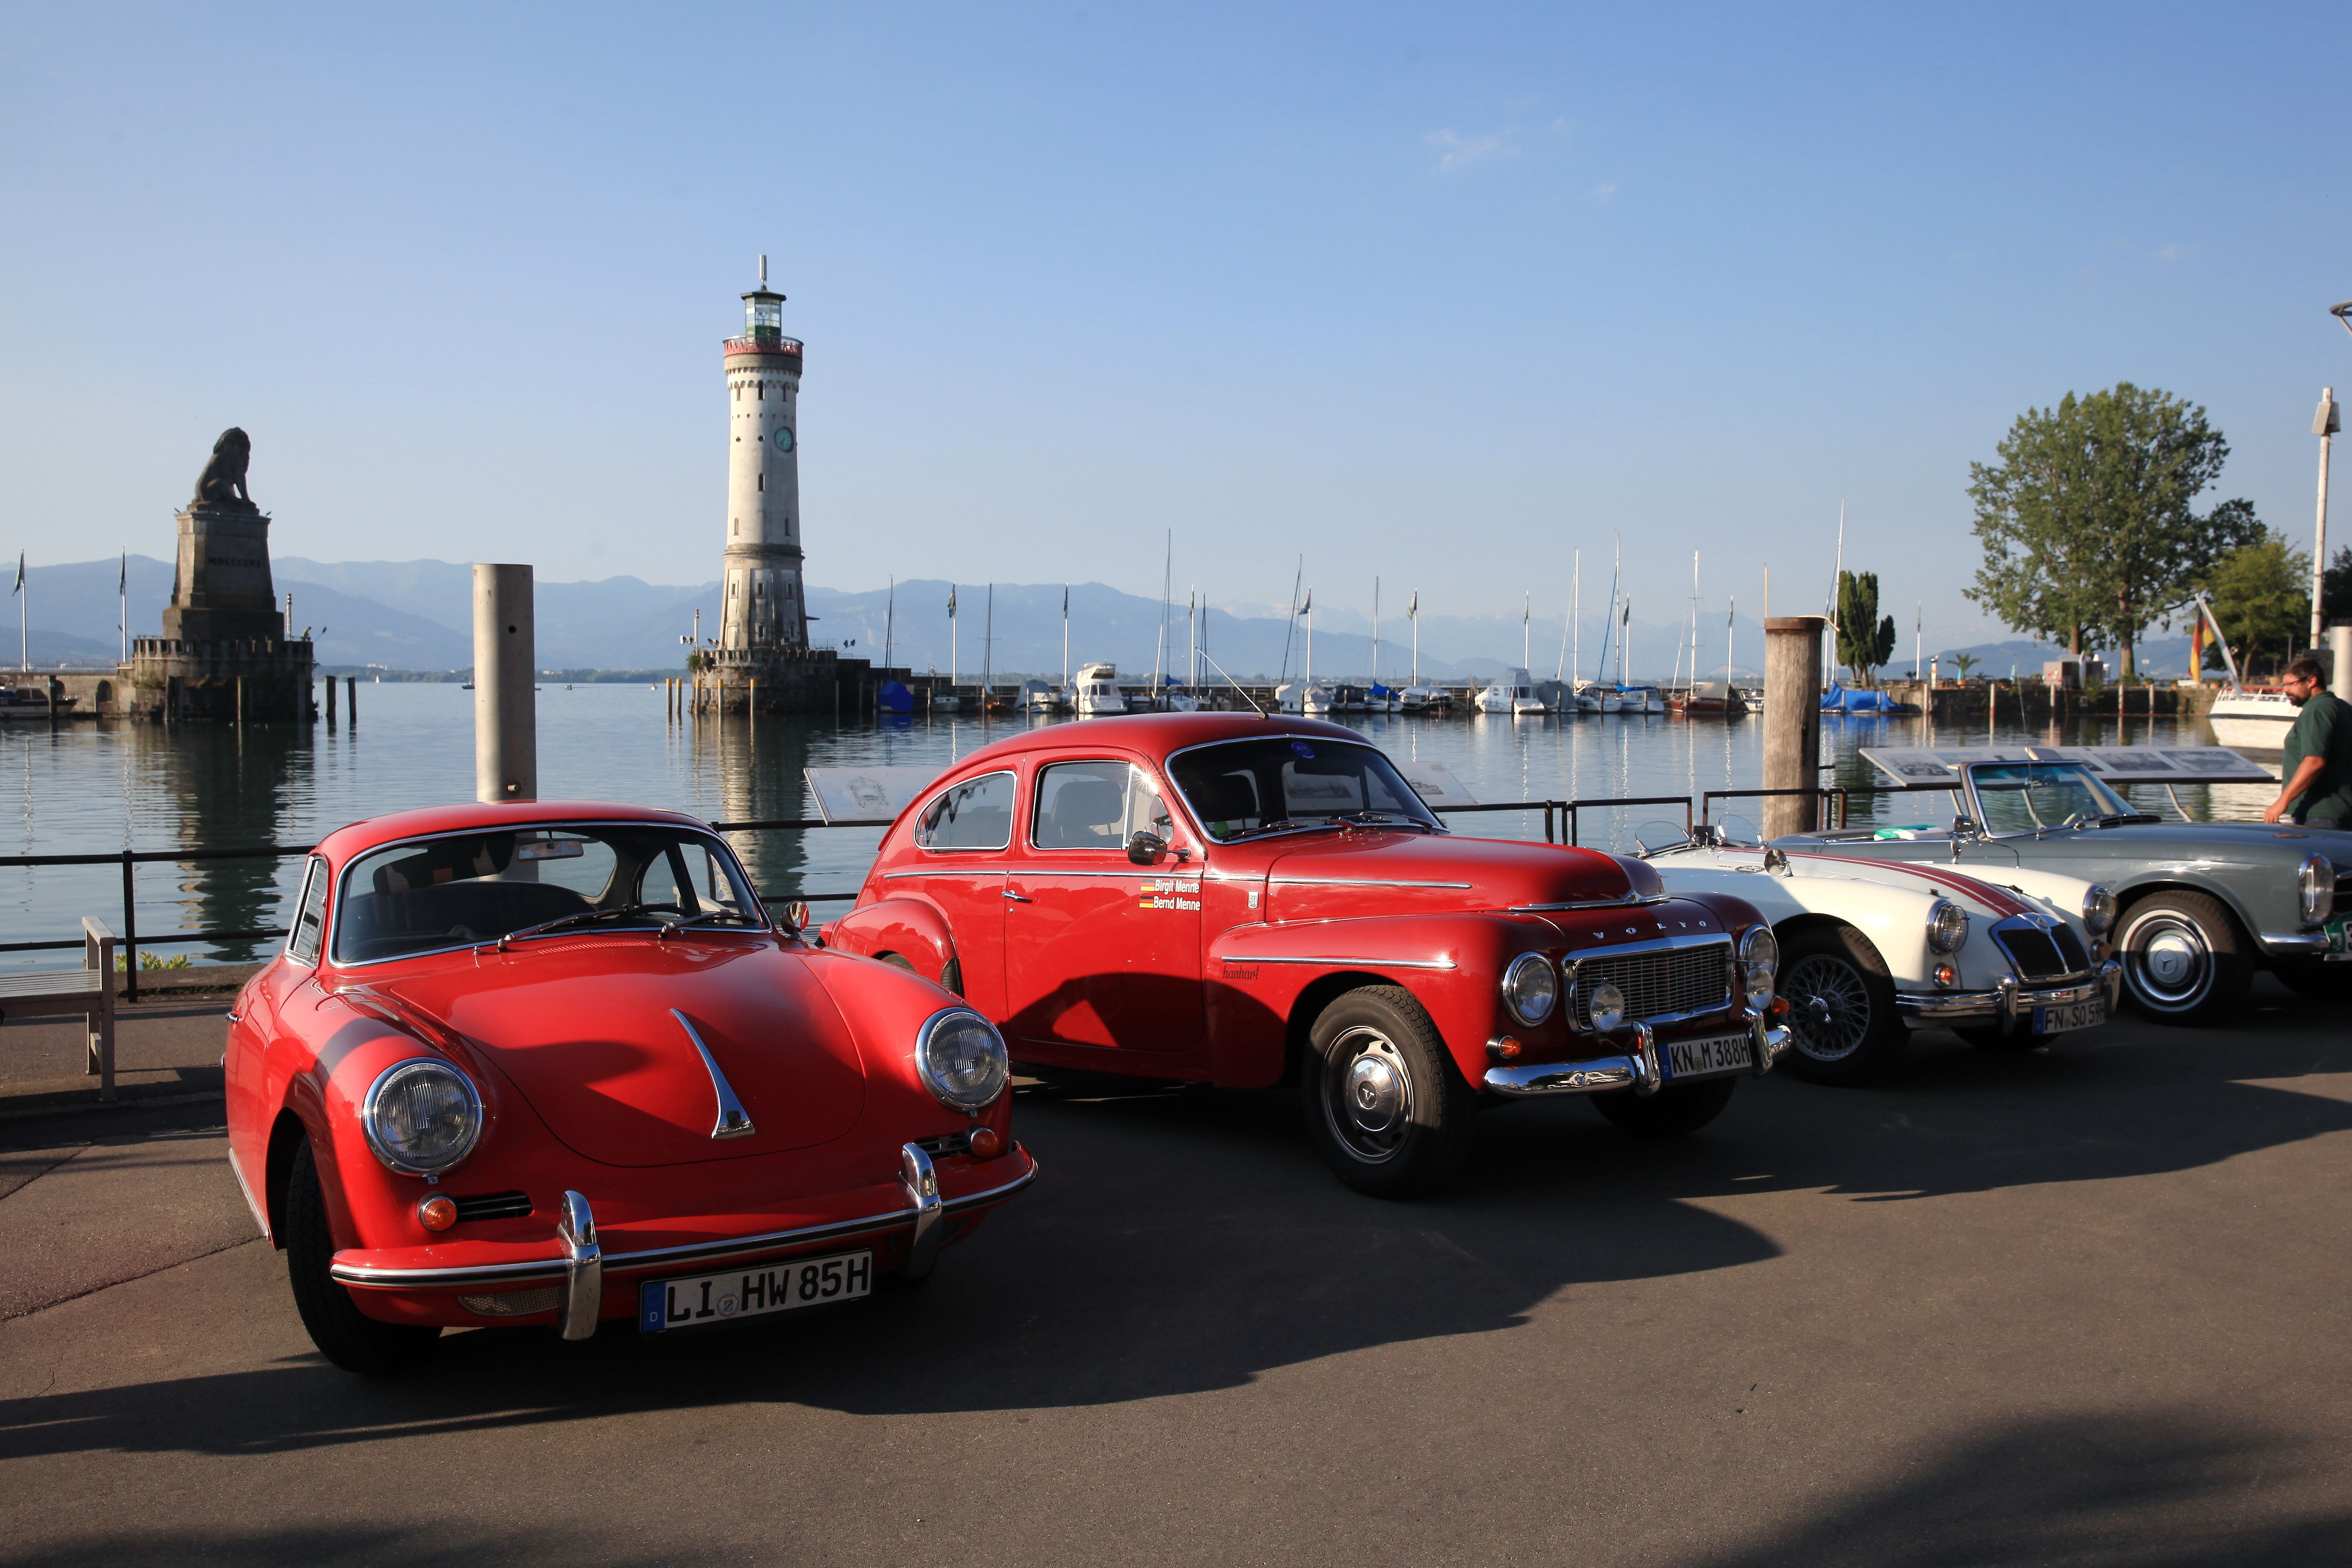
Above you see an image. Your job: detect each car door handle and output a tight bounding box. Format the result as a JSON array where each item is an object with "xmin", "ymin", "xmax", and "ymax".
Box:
[{"xmin": 1002, "ymin": 889, "xmax": 1033, "ymax": 902}]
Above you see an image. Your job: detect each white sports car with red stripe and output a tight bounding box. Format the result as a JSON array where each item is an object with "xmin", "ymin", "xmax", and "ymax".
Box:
[{"xmin": 1639, "ymin": 832, "xmax": 2123, "ymax": 1085}]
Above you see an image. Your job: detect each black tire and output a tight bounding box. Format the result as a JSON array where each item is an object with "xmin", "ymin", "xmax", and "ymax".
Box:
[
  {"xmin": 1301, "ymin": 985, "xmax": 1477, "ymax": 1198},
  {"xmin": 1590, "ymin": 1076, "xmax": 1737, "ymax": 1138},
  {"xmin": 2275, "ymin": 961, "xmax": 2352, "ymax": 1002},
  {"xmin": 1776, "ymin": 925, "xmax": 1908, "ymax": 1086},
  {"xmin": 284, "ymin": 1138, "xmax": 441, "ymax": 1375},
  {"xmin": 2116, "ymin": 890, "xmax": 2249, "ymax": 1025}
]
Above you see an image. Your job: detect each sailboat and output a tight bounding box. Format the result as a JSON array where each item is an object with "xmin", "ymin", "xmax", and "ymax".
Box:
[
  {"xmin": 1029, "ymin": 585, "xmax": 1072, "ymax": 711},
  {"xmin": 932, "ymin": 586, "xmax": 962, "ymax": 710},
  {"xmin": 1277, "ymin": 588, "xmax": 1338, "ymax": 714},
  {"xmin": 2198, "ymin": 592, "xmax": 2296, "ymax": 751},
  {"xmin": 1568, "ymin": 551, "xmax": 1600, "ymax": 712},
  {"xmin": 1398, "ymin": 590, "xmax": 1447, "ymax": 711},
  {"xmin": 876, "ymin": 577, "xmax": 914, "ymax": 711}
]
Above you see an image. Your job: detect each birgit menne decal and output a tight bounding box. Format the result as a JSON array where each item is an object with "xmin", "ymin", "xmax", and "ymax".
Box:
[
  {"xmin": 821, "ymin": 714, "xmax": 1792, "ymax": 1198},
  {"xmin": 1140, "ymin": 876, "xmax": 1201, "ymax": 911},
  {"xmin": 223, "ymin": 800, "xmax": 1035, "ymax": 1376}
]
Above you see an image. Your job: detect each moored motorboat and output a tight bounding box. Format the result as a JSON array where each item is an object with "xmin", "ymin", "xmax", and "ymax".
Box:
[
  {"xmin": 1074, "ymin": 663, "xmax": 1126, "ymax": 717},
  {"xmin": 2206, "ymin": 688, "xmax": 2296, "ymax": 752}
]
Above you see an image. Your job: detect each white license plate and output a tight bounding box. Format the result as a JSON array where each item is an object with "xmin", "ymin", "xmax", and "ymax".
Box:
[
  {"xmin": 638, "ymin": 1249, "xmax": 873, "ymax": 1333},
  {"xmin": 1664, "ymin": 1032, "xmax": 1753, "ymax": 1080},
  {"xmin": 2033, "ymin": 998, "xmax": 2107, "ymax": 1034}
]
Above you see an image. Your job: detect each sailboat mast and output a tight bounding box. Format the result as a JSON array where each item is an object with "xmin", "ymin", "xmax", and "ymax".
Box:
[
  {"xmin": 1410, "ymin": 593, "xmax": 1419, "ymax": 685},
  {"xmin": 1061, "ymin": 584, "xmax": 1069, "ymax": 689},
  {"xmin": 1522, "ymin": 592, "xmax": 1531, "ymax": 671},
  {"xmin": 1372, "ymin": 578, "xmax": 1380, "ymax": 687},
  {"xmin": 884, "ymin": 577, "xmax": 895, "ymax": 670},
  {"xmin": 1571, "ymin": 551, "xmax": 1581, "ymax": 686}
]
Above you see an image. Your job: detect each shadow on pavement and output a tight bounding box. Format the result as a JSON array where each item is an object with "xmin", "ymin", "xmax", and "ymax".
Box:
[
  {"xmin": 1, "ymin": 985, "xmax": 2347, "ymax": 1456},
  {"xmin": 1693, "ymin": 1409, "xmax": 2348, "ymax": 1568}
]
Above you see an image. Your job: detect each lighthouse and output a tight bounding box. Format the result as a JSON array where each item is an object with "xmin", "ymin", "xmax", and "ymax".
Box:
[{"xmin": 719, "ymin": 256, "xmax": 807, "ymax": 653}]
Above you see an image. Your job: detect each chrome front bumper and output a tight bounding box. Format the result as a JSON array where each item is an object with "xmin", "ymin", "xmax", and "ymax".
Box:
[
  {"xmin": 329, "ymin": 1144, "xmax": 1038, "ymax": 1298},
  {"xmin": 1896, "ymin": 960, "xmax": 2122, "ymax": 1029},
  {"xmin": 2259, "ymin": 931, "xmax": 2334, "ymax": 959},
  {"xmin": 1483, "ymin": 1015, "xmax": 1792, "ymax": 1099}
]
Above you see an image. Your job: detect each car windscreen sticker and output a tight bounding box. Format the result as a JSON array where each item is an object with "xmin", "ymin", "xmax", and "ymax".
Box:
[
  {"xmin": 1289, "ymin": 740, "xmax": 1315, "ymax": 758},
  {"xmin": 1139, "ymin": 877, "xmax": 1201, "ymax": 911}
]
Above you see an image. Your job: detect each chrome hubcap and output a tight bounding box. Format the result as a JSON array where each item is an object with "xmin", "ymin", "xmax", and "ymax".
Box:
[
  {"xmin": 2124, "ymin": 913, "xmax": 2211, "ymax": 1008},
  {"xmin": 1323, "ymin": 1026, "xmax": 1413, "ymax": 1164},
  {"xmin": 1782, "ymin": 954, "xmax": 1870, "ymax": 1061}
]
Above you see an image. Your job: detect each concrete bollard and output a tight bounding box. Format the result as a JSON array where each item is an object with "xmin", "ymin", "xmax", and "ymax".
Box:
[
  {"xmin": 473, "ymin": 564, "xmax": 537, "ymax": 803},
  {"xmin": 1762, "ymin": 617, "xmax": 1826, "ymax": 839}
]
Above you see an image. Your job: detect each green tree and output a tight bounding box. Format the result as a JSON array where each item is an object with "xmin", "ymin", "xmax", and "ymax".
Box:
[
  {"xmin": 2202, "ymin": 530, "xmax": 2310, "ymax": 679},
  {"xmin": 1965, "ymin": 383, "xmax": 2260, "ymax": 678},
  {"xmin": 1835, "ymin": 570, "xmax": 1897, "ymax": 685},
  {"xmin": 2326, "ymin": 544, "xmax": 2352, "ymax": 625},
  {"xmin": 1951, "ymin": 653, "xmax": 1979, "ymax": 681}
]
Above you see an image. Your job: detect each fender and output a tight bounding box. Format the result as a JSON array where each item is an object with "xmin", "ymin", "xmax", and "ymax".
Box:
[
  {"xmin": 822, "ymin": 896, "xmax": 962, "ymax": 993},
  {"xmin": 1206, "ymin": 912, "xmax": 1556, "ymax": 1087}
]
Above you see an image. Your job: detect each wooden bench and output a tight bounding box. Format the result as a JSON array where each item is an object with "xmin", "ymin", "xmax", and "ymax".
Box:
[{"xmin": 0, "ymin": 918, "xmax": 118, "ymax": 1099}]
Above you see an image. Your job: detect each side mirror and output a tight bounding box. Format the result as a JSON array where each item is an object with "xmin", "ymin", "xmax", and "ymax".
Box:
[
  {"xmin": 1126, "ymin": 830, "xmax": 1167, "ymax": 866},
  {"xmin": 1762, "ymin": 846, "xmax": 1790, "ymax": 875},
  {"xmin": 1951, "ymin": 815, "xmax": 1979, "ymax": 838}
]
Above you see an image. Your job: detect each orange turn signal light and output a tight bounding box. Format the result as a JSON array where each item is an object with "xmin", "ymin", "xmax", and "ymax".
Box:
[
  {"xmin": 1488, "ymin": 1036, "xmax": 1523, "ymax": 1062},
  {"xmin": 417, "ymin": 1195, "xmax": 457, "ymax": 1232},
  {"xmin": 1770, "ymin": 997, "xmax": 1791, "ymax": 1017},
  {"xmin": 969, "ymin": 1126, "xmax": 1004, "ymax": 1159}
]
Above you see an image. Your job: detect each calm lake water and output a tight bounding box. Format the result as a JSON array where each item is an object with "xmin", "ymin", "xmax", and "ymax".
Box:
[{"xmin": 0, "ymin": 684, "xmax": 2259, "ymax": 970}]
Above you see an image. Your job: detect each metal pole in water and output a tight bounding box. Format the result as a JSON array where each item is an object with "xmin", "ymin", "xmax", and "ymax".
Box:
[
  {"xmin": 473, "ymin": 564, "xmax": 538, "ymax": 803},
  {"xmin": 346, "ymin": 676, "xmax": 356, "ymax": 724}
]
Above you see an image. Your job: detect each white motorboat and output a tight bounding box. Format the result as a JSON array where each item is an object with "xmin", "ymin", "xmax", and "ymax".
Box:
[
  {"xmin": 1477, "ymin": 668, "xmax": 1545, "ymax": 715},
  {"xmin": 2206, "ymin": 688, "xmax": 2297, "ymax": 752},
  {"xmin": 1074, "ymin": 662, "xmax": 1126, "ymax": 718},
  {"xmin": 1399, "ymin": 685, "xmax": 1449, "ymax": 713},
  {"xmin": 1021, "ymin": 679, "xmax": 1068, "ymax": 713},
  {"xmin": 1276, "ymin": 679, "xmax": 1339, "ymax": 714}
]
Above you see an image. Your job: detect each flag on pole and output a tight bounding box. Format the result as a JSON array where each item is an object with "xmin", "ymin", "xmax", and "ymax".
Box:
[
  {"xmin": 1300, "ymin": 589, "xmax": 1312, "ymax": 615},
  {"xmin": 1408, "ymin": 592, "xmax": 1417, "ymax": 618},
  {"xmin": 947, "ymin": 587, "xmax": 957, "ymax": 617},
  {"xmin": 118, "ymin": 552, "xmax": 126, "ymax": 593},
  {"xmin": 1061, "ymin": 586, "xmax": 1068, "ymax": 614},
  {"xmin": 10, "ymin": 554, "xmax": 20, "ymax": 595}
]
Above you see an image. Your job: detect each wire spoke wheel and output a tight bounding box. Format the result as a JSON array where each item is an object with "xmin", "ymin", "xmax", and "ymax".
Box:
[
  {"xmin": 1321, "ymin": 1023, "xmax": 1415, "ymax": 1165},
  {"xmin": 1782, "ymin": 953, "xmax": 1872, "ymax": 1063}
]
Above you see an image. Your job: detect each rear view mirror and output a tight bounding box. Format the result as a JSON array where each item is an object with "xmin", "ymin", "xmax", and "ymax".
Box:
[
  {"xmin": 780, "ymin": 899, "xmax": 812, "ymax": 934},
  {"xmin": 1126, "ymin": 831, "xmax": 1167, "ymax": 866}
]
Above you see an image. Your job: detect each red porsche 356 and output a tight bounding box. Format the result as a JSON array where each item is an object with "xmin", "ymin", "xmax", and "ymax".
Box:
[
  {"xmin": 827, "ymin": 714, "xmax": 1791, "ymax": 1195},
  {"xmin": 226, "ymin": 800, "xmax": 1035, "ymax": 1373}
]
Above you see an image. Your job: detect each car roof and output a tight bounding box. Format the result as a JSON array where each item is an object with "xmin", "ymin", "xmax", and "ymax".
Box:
[
  {"xmin": 313, "ymin": 799, "xmax": 711, "ymax": 862},
  {"xmin": 947, "ymin": 712, "xmax": 1367, "ymax": 772}
]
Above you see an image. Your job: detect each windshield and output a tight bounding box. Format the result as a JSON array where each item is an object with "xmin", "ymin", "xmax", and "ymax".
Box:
[
  {"xmin": 1966, "ymin": 762, "xmax": 2134, "ymax": 833},
  {"xmin": 333, "ymin": 823, "xmax": 764, "ymax": 965},
  {"xmin": 1168, "ymin": 736, "xmax": 1442, "ymax": 843}
]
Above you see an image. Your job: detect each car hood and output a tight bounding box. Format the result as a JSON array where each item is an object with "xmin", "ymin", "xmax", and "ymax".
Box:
[
  {"xmin": 1261, "ymin": 831, "xmax": 1649, "ymax": 922},
  {"xmin": 351, "ymin": 938, "xmax": 867, "ymax": 1168},
  {"xmin": 1654, "ymin": 846, "xmax": 2059, "ymax": 921}
]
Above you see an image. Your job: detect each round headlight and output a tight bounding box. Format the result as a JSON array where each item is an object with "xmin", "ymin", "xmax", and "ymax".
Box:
[
  {"xmin": 1501, "ymin": 951, "xmax": 1559, "ymax": 1026},
  {"xmin": 2299, "ymin": 854, "xmax": 2336, "ymax": 926},
  {"xmin": 1927, "ymin": 899, "xmax": 1970, "ymax": 955},
  {"xmin": 2081, "ymin": 883, "xmax": 2117, "ymax": 937},
  {"xmin": 1588, "ymin": 980, "xmax": 1626, "ymax": 1033},
  {"xmin": 361, "ymin": 1058, "xmax": 483, "ymax": 1175},
  {"xmin": 917, "ymin": 1007, "xmax": 1009, "ymax": 1112},
  {"xmin": 1739, "ymin": 925, "xmax": 1778, "ymax": 1010}
]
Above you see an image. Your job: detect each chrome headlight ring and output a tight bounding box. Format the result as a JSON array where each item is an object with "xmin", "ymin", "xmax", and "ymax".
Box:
[
  {"xmin": 1500, "ymin": 950, "xmax": 1559, "ymax": 1026},
  {"xmin": 1587, "ymin": 980, "xmax": 1627, "ymax": 1033},
  {"xmin": 2299, "ymin": 855, "xmax": 2336, "ymax": 926},
  {"xmin": 360, "ymin": 1057, "xmax": 485, "ymax": 1176},
  {"xmin": 2081, "ymin": 883, "xmax": 2117, "ymax": 937},
  {"xmin": 1927, "ymin": 899, "xmax": 1970, "ymax": 955},
  {"xmin": 915, "ymin": 1006, "xmax": 1010, "ymax": 1112}
]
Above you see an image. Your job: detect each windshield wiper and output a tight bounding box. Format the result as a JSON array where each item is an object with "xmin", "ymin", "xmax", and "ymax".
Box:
[
  {"xmin": 1226, "ymin": 818, "xmax": 1316, "ymax": 841},
  {"xmin": 1332, "ymin": 810, "xmax": 1436, "ymax": 831},
  {"xmin": 496, "ymin": 902, "xmax": 667, "ymax": 950}
]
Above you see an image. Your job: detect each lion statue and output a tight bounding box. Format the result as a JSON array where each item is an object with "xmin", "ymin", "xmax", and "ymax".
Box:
[{"xmin": 191, "ymin": 427, "xmax": 254, "ymax": 508}]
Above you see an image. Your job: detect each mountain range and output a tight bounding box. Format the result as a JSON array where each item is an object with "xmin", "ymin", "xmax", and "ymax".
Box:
[{"xmin": 10, "ymin": 556, "xmax": 2202, "ymax": 682}]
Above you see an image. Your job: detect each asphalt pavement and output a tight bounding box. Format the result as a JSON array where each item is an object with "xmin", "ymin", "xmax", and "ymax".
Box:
[{"xmin": 1, "ymin": 981, "xmax": 2348, "ymax": 1565}]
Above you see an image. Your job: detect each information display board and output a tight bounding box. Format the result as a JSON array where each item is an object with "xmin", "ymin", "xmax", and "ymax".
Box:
[
  {"xmin": 1858, "ymin": 745, "xmax": 2276, "ymax": 788},
  {"xmin": 801, "ymin": 766, "xmax": 939, "ymax": 824}
]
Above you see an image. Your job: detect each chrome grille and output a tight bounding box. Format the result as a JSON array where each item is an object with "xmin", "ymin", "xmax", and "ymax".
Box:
[
  {"xmin": 1570, "ymin": 940, "xmax": 1733, "ymax": 1027},
  {"xmin": 1992, "ymin": 919, "xmax": 2086, "ymax": 980},
  {"xmin": 451, "ymin": 1191, "xmax": 532, "ymax": 1222}
]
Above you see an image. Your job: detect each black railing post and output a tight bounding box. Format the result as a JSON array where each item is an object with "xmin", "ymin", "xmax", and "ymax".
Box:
[{"xmin": 121, "ymin": 850, "xmax": 137, "ymax": 1003}]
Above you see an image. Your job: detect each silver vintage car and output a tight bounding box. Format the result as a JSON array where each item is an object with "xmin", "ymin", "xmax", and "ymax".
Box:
[{"xmin": 1774, "ymin": 758, "xmax": 2349, "ymax": 1023}]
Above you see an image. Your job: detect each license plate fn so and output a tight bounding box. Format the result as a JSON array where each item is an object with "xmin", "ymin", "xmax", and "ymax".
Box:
[
  {"xmin": 2033, "ymin": 998, "xmax": 2107, "ymax": 1034},
  {"xmin": 1664, "ymin": 1032, "xmax": 1753, "ymax": 1080},
  {"xmin": 639, "ymin": 1249, "xmax": 873, "ymax": 1333}
]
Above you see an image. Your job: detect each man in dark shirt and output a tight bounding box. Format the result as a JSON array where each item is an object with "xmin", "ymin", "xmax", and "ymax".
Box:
[{"xmin": 2263, "ymin": 657, "xmax": 2352, "ymax": 825}]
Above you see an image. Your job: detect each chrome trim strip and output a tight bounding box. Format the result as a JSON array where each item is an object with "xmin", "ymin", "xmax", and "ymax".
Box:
[
  {"xmin": 910, "ymin": 768, "xmax": 1017, "ymax": 854},
  {"xmin": 556, "ymin": 1191, "xmax": 601, "ymax": 1341},
  {"xmin": 224, "ymin": 1145, "xmax": 271, "ymax": 1241},
  {"xmin": 1267, "ymin": 876, "xmax": 1473, "ymax": 889},
  {"xmin": 1484, "ymin": 1055, "xmax": 1643, "ymax": 1096},
  {"xmin": 672, "ymin": 1009, "xmax": 755, "ymax": 1140},
  {"xmin": 328, "ymin": 1156, "xmax": 1042, "ymax": 1289},
  {"xmin": 1221, "ymin": 954, "xmax": 1460, "ymax": 970},
  {"xmin": 883, "ymin": 867, "xmax": 1016, "ymax": 879},
  {"xmin": 1631, "ymin": 1022, "xmax": 1662, "ymax": 1096},
  {"xmin": 899, "ymin": 1144, "xmax": 943, "ymax": 1282},
  {"xmin": 2260, "ymin": 930, "xmax": 2331, "ymax": 958},
  {"xmin": 1896, "ymin": 980, "xmax": 2103, "ymax": 1021},
  {"xmin": 1011, "ymin": 868, "xmax": 1191, "ymax": 879},
  {"xmin": 1510, "ymin": 894, "xmax": 1672, "ymax": 911}
]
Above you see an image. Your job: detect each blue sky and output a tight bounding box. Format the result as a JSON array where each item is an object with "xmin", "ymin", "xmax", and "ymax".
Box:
[{"xmin": 3, "ymin": 4, "xmax": 2347, "ymax": 653}]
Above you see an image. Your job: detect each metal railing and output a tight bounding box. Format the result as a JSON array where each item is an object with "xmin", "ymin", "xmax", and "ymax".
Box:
[{"xmin": 0, "ymin": 794, "xmax": 1715, "ymax": 998}]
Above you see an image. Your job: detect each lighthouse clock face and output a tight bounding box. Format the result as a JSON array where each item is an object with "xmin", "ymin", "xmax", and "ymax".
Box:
[{"xmin": 773, "ymin": 427, "xmax": 794, "ymax": 453}]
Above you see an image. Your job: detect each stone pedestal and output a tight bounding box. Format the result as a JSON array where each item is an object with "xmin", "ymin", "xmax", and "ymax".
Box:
[
  {"xmin": 163, "ymin": 502, "xmax": 284, "ymax": 643},
  {"xmin": 127, "ymin": 636, "xmax": 313, "ymax": 721}
]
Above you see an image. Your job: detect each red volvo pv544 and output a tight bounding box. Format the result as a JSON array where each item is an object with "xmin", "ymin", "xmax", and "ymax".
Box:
[
  {"xmin": 225, "ymin": 800, "xmax": 1036, "ymax": 1374},
  {"xmin": 827, "ymin": 714, "xmax": 1791, "ymax": 1195}
]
